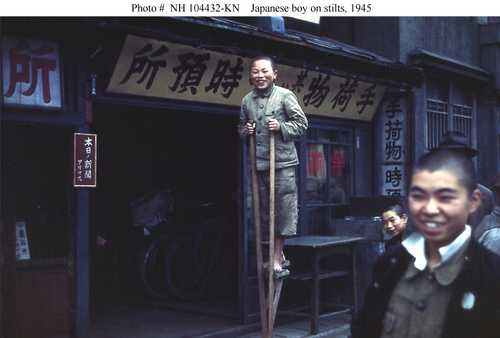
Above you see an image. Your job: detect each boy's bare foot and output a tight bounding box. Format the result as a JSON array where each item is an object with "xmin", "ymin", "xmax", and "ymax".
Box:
[{"xmin": 273, "ymin": 261, "xmax": 283, "ymax": 272}]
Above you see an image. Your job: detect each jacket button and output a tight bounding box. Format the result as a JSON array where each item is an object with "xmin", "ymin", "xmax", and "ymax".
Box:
[
  {"xmin": 258, "ymin": 116, "xmax": 262, "ymax": 121},
  {"xmin": 373, "ymin": 281, "xmax": 380, "ymax": 289},
  {"xmin": 390, "ymin": 257, "xmax": 397, "ymax": 264},
  {"xmin": 416, "ymin": 301, "xmax": 426, "ymax": 311},
  {"xmin": 259, "ymin": 104, "xmax": 264, "ymax": 109}
]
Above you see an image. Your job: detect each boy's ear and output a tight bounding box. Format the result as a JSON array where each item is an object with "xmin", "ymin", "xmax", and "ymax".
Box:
[{"xmin": 468, "ymin": 188, "xmax": 482, "ymax": 214}]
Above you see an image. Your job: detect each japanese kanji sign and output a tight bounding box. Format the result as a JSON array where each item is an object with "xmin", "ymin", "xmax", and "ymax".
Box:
[
  {"xmin": 379, "ymin": 97, "xmax": 406, "ymax": 196},
  {"xmin": 108, "ymin": 35, "xmax": 386, "ymax": 121},
  {"xmin": 382, "ymin": 164, "xmax": 405, "ymax": 196},
  {"xmin": 15, "ymin": 221, "xmax": 31, "ymax": 261},
  {"xmin": 2, "ymin": 37, "xmax": 62, "ymax": 108},
  {"xmin": 74, "ymin": 133, "xmax": 97, "ymax": 188}
]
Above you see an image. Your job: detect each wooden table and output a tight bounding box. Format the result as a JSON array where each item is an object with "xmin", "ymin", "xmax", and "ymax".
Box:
[{"xmin": 284, "ymin": 235, "xmax": 366, "ymax": 334}]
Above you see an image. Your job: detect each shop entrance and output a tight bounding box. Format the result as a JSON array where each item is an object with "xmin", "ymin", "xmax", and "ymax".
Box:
[{"xmin": 91, "ymin": 104, "xmax": 240, "ymax": 336}]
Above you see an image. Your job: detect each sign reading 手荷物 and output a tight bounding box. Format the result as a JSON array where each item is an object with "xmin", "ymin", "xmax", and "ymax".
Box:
[
  {"xmin": 380, "ymin": 96, "xmax": 406, "ymax": 196},
  {"xmin": 107, "ymin": 35, "xmax": 386, "ymax": 121},
  {"xmin": 74, "ymin": 133, "xmax": 97, "ymax": 188}
]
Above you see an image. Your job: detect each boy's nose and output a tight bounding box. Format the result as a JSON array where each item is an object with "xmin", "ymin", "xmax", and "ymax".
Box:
[{"xmin": 423, "ymin": 198, "xmax": 439, "ymax": 215}]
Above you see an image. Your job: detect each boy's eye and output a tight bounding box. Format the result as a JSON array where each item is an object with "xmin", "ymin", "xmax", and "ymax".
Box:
[
  {"xmin": 438, "ymin": 195, "xmax": 455, "ymax": 202},
  {"xmin": 409, "ymin": 193, "xmax": 425, "ymax": 201}
]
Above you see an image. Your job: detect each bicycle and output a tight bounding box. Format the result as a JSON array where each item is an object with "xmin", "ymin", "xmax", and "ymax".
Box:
[{"xmin": 131, "ymin": 189, "xmax": 226, "ymax": 302}]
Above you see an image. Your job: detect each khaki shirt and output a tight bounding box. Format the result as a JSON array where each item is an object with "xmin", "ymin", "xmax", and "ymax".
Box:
[
  {"xmin": 380, "ymin": 238, "xmax": 470, "ymax": 338},
  {"xmin": 238, "ymin": 85, "xmax": 308, "ymax": 170}
]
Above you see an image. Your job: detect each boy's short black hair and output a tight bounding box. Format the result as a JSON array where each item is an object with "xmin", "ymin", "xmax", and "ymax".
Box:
[
  {"xmin": 412, "ymin": 149, "xmax": 477, "ymax": 194},
  {"xmin": 382, "ymin": 204, "xmax": 406, "ymax": 217},
  {"xmin": 250, "ymin": 55, "xmax": 276, "ymax": 70}
]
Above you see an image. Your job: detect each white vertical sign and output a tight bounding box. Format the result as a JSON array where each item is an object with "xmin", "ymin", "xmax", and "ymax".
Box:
[
  {"xmin": 380, "ymin": 96, "xmax": 407, "ymax": 196},
  {"xmin": 15, "ymin": 221, "xmax": 31, "ymax": 261}
]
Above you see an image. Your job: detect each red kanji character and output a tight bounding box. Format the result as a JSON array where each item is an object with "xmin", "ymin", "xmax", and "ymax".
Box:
[{"xmin": 5, "ymin": 44, "xmax": 56, "ymax": 103}]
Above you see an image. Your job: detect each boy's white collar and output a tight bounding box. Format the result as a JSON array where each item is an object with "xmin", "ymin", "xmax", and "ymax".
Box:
[{"xmin": 402, "ymin": 225, "xmax": 471, "ymax": 271}]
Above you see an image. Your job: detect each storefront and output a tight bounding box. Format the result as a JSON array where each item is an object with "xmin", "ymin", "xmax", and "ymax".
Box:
[
  {"xmin": 1, "ymin": 19, "xmax": 89, "ymax": 338},
  {"xmin": 1, "ymin": 17, "xmax": 418, "ymax": 338}
]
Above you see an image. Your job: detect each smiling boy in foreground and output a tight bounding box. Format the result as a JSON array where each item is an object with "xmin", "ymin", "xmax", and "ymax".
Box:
[{"xmin": 353, "ymin": 149, "xmax": 500, "ymax": 338}]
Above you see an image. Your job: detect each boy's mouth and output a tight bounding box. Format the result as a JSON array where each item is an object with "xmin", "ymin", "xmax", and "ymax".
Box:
[{"xmin": 425, "ymin": 222, "xmax": 440, "ymax": 229}]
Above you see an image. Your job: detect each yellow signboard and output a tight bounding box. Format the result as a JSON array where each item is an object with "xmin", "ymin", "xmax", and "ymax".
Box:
[{"xmin": 107, "ymin": 34, "xmax": 386, "ymax": 121}]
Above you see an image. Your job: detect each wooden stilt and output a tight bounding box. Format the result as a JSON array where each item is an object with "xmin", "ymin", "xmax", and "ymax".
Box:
[
  {"xmin": 271, "ymin": 279, "xmax": 284, "ymax": 328},
  {"xmin": 249, "ymin": 130, "xmax": 268, "ymax": 338},
  {"xmin": 268, "ymin": 132, "xmax": 275, "ymax": 337},
  {"xmin": 249, "ymin": 124, "xmax": 287, "ymax": 338}
]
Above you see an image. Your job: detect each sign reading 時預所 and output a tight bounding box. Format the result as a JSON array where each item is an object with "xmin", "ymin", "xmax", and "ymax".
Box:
[
  {"xmin": 74, "ymin": 133, "xmax": 97, "ymax": 188},
  {"xmin": 107, "ymin": 35, "xmax": 386, "ymax": 121}
]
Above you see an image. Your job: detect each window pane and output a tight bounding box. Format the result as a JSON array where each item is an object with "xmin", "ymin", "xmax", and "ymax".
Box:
[
  {"xmin": 330, "ymin": 146, "xmax": 349, "ymax": 204},
  {"xmin": 452, "ymin": 104, "xmax": 473, "ymax": 145},
  {"xmin": 306, "ymin": 144, "xmax": 327, "ymax": 202},
  {"xmin": 426, "ymin": 99, "xmax": 449, "ymax": 149},
  {"xmin": 305, "ymin": 137, "xmax": 351, "ymax": 203}
]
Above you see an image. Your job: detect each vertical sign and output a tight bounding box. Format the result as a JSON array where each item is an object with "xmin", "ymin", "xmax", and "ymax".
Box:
[
  {"xmin": 74, "ymin": 133, "xmax": 97, "ymax": 188},
  {"xmin": 2, "ymin": 36, "xmax": 62, "ymax": 108},
  {"xmin": 380, "ymin": 96, "xmax": 406, "ymax": 196},
  {"xmin": 15, "ymin": 221, "xmax": 31, "ymax": 261}
]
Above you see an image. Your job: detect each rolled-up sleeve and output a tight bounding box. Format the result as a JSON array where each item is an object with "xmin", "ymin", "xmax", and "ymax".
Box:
[{"xmin": 280, "ymin": 92, "xmax": 308, "ymax": 142}]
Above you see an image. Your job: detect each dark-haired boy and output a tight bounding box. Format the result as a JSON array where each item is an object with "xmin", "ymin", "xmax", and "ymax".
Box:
[
  {"xmin": 238, "ymin": 56, "xmax": 308, "ymax": 273},
  {"xmin": 353, "ymin": 149, "xmax": 500, "ymax": 338}
]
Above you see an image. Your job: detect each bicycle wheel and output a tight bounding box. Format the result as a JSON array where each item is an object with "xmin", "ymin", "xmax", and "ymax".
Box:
[
  {"xmin": 164, "ymin": 234, "xmax": 207, "ymax": 301},
  {"xmin": 164, "ymin": 217, "xmax": 226, "ymax": 301},
  {"xmin": 140, "ymin": 236, "xmax": 170, "ymax": 299}
]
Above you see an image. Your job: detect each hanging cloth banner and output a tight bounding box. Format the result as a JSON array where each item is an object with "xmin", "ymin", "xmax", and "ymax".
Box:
[{"xmin": 107, "ymin": 34, "xmax": 386, "ymax": 121}]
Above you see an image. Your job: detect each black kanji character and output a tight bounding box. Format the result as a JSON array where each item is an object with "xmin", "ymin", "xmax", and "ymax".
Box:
[
  {"xmin": 384, "ymin": 97, "xmax": 401, "ymax": 119},
  {"xmin": 385, "ymin": 188, "xmax": 402, "ymax": 196},
  {"xmin": 120, "ymin": 44, "xmax": 169, "ymax": 90},
  {"xmin": 303, "ymin": 74, "xmax": 330, "ymax": 108},
  {"xmin": 170, "ymin": 52, "xmax": 210, "ymax": 95},
  {"xmin": 385, "ymin": 166, "xmax": 402, "ymax": 187},
  {"xmin": 331, "ymin": 77, "xmax": 358, "ymax": 112},
  {"xmin": 356, "ymin": 83, "xmax": 377, "ymax": 114},
  {"xmin": 384, "ymin": 119, "xmax": 403, "ymax": 141},
  {"xmin": 384, "ymin": 141, "xmax": 402, "ymax": 161},
  {"xmin": 205, "ymin": 57, "xmax": 243, "ymax": 98},
  {"xmin": 290, "ymin": 70, "xmax": 308, "ymax": 94}
]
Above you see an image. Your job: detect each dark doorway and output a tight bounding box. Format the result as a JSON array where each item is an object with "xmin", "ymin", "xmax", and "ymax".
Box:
[
  {"xmin": 2, "ymin": 123, "xmax": 73, "ymax": 338},
  {"xmin": 91, "ymin": 104, "xmax": 240, "ymax": 332}
]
